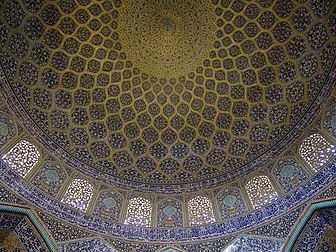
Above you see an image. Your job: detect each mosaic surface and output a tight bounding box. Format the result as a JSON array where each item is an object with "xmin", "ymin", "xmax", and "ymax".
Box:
[
  {"xmin": 0, "ymin": 156, "xmax": 335, "ymax": 242},
  {"xmin": 0, "ymin": 230, "xmax": 24, "ymax": 252},
  {"xmin": 0, "ymin": 1, "xmax": 335, "ymax": 249},
  {"xmin": 315, "ymin": 226, "xmax": 336, "ymax": 252},
  {"xmin": 31, "ymin": 161, "xmax": 67, "ymax": 198},
  {"xmin": 37, "ymin": 211, "xmax": 94, "ymax": 243},
  {"xmin": 221, "ymin": 236, "xmax": 283, "ymax": 252},
  {"xmin": 0, "ymin": 166, "xmax": 335, "ymax": 250},
  {"xmin": 246, "ymin": 206, "xmax": 305, "ymax": 240},
  {"xmin": 0, "ymin": 0, "xmax": 335, "ymax": 192},
  {"xmin": 157, "ymin": 198, "xmax": 183, "ymax": 227},
  {"xmin": 0, "ymin": 112, "xmax": 17, "ymax": 148},
  {"xmin": 293, "ymin": 208, "xmax": 336, "ymax": 252},
  {"xmin": 14, "ymin": 217, "xmax": 47, "ymax": 252},
  {"xmin": 217, "ymin": 187, "xmax": 247, "ymax": 220},
  {"xmin": 59, "ymin": 238, "xmax": 116, "ymax": 252},
  {"xmin": 272, "ymin": 156, "xmax": 309, "ymax": 193},
  {"xmin": 120, "ymin": 0, "xmax": 215, "ymax": 77},
  {"xmin": 105, "ymin": 236, "xmax": 235, "ymax": 252},
  {"xmin": 0, "ymin": 213, "xmax": 47, "ymax": 252},
  {"xmin": 93, "ymin": 190, "xmax": 122, "ymax": 222},
  {"xmin": 323, "ymin": 97, "xmax": 336, "ymax": 138}
]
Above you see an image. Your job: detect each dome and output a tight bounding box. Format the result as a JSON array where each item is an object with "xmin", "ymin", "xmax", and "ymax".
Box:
[{"xmin": 0, "ymin": 0, "xmax": 335, "ymax": 251}]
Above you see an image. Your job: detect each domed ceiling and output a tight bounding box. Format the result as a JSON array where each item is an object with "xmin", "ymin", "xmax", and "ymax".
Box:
[{"xmin": 0, "ymin": 0, "xmax": 335, "ymax": 192}]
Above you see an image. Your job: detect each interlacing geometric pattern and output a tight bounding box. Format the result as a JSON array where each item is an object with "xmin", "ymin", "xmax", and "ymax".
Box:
[
  {"xmin": 93, "ymin": 190, "xmax": 122, "ymax": 222},
  {"xmin": 2, "ymin": 140, "xmax": 40, "ymax": 177},
  {"xmin": 124, "ymin": 197, "xmax": 152, "ymax": 227},
  {"xmin": 0, "ymin": 0, "xmax": 334, "ymax": 190},
  {"xmin": 188, "ymin": 196, "xmax": 215, "ymax": 226},
  {"xmin": 0, "ymin": 112, "xmax": 17, "ymax": 147},
  {"xmin": 61, "ymin": 178, "xmax": 94, "ymax": 212},
  {"xmin": 272, "ymin": 156, "xmax": 309, "ymax": 193},
  {"xmin": 299, "ymin": 133, "xmax": 336, "ymax": 171},
  {"xmin": 120, "ymin": 0, "xmax": 215, "ymax": 78},
  {"xmin": 31, "ymin": 161, "xmax": 67, "ymax": 197},
  {"xmin": 217, "ymin": 188, "xmax": 247, "ymax": 219},
  {"xmin": 157, "ymin": 198, "xmax": 183, "ymax": 227},
  {"xmin": 245, "ymin": 175, "xmax": 278, "ymax": 209},
  {"xmin": 0, "ymin": 0, "xmax": 335, "ymax": 249}
]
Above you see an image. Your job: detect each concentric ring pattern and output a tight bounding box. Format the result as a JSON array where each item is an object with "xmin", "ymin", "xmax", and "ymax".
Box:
[{"xmin": 0, "ymin": 0, "xmax": 335, "ymax": 191}]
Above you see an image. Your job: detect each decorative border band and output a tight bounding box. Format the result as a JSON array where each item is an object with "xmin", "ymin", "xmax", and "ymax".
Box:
[
  {"xmin": 0, "ymin": 204, "xmax": 58, "ymax": 252},
  {"xmin": 283, "ymin": 199, "xmax": 336, "ymax": 252},
  {"xmin": 0, "ymin": 55, "xmax": 335, "ymax": 193},
  {"xmin": 0, "ymin": 159, "xmax": 334, "ymax": 242}
]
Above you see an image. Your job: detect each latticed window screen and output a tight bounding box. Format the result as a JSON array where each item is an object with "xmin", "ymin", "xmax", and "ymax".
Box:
[
  {"xmin": 299, "ymin": 133, "xmax": 335, "ymax": 171},
  {"xmin": 245, "ymin": 175, "xmax": 278, "ymax": 209},
  {"xmin": 188, "ymin": 196, "xmax": 215, "ymax": 226},
  {"xmin": 124, "ymin": 197, "xmax": 152, "ymax": 227},
  {"xmin": 61, "ymin": 178, "xmax": 94, "ymax": 211},
  {"xmin": 2, "ymin": 140, "xmax": 40, "ymax": 177}
]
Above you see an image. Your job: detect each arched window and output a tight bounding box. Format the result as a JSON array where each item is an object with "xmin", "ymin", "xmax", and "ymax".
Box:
[
  {"xmin": 245, "ymin": 175, "xmax": 278, "ymax": 209},
  {"xmin": 2, "ymin": 140, "xmax": 40, "ymax": 177},
  {"xmin": 61, "ymin": 179, "xmax": 94, "ymax": 212},
  {"xmin": 299, "ymin": 133, "xmax": 335, "ymax": 171},
  {"xmin": 188, "ymin": 196, "xmax": 215, "ymax": 226},
  {"xmin": 124, "ymin": 197, "xmax": 152, "ymax": 227}
]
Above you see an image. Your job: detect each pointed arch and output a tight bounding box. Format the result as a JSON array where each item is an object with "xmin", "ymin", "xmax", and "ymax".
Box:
[
  {"xmin": 245, "ymin": 175, "xmax": 278, "ymax": 209},
  {"xmin": 2, "ymin": 140, "xmax": 40, "ymax": 177},
  {"xmin": 61, "ymin": 178, "xmax": 94, "ymax": 212},
  {"xmin": 299, "ymin": 133, "xmax": 335, "ymax": 171},
  {"xmin": 188, "ymin": 196, "xmax": 215, "ymax": 226},
  {"xmin": 124, "ymin": 197, "xmax": 152, "ymax": 227}
]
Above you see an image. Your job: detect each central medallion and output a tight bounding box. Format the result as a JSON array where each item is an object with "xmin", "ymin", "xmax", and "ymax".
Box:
[
  {"xmin": 120, "ymin": 0, "xmax": 215, "ymax": 78},
  {"xmin": 161, "ymin": 16, "xmax": 176, "ymax": 33}
]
